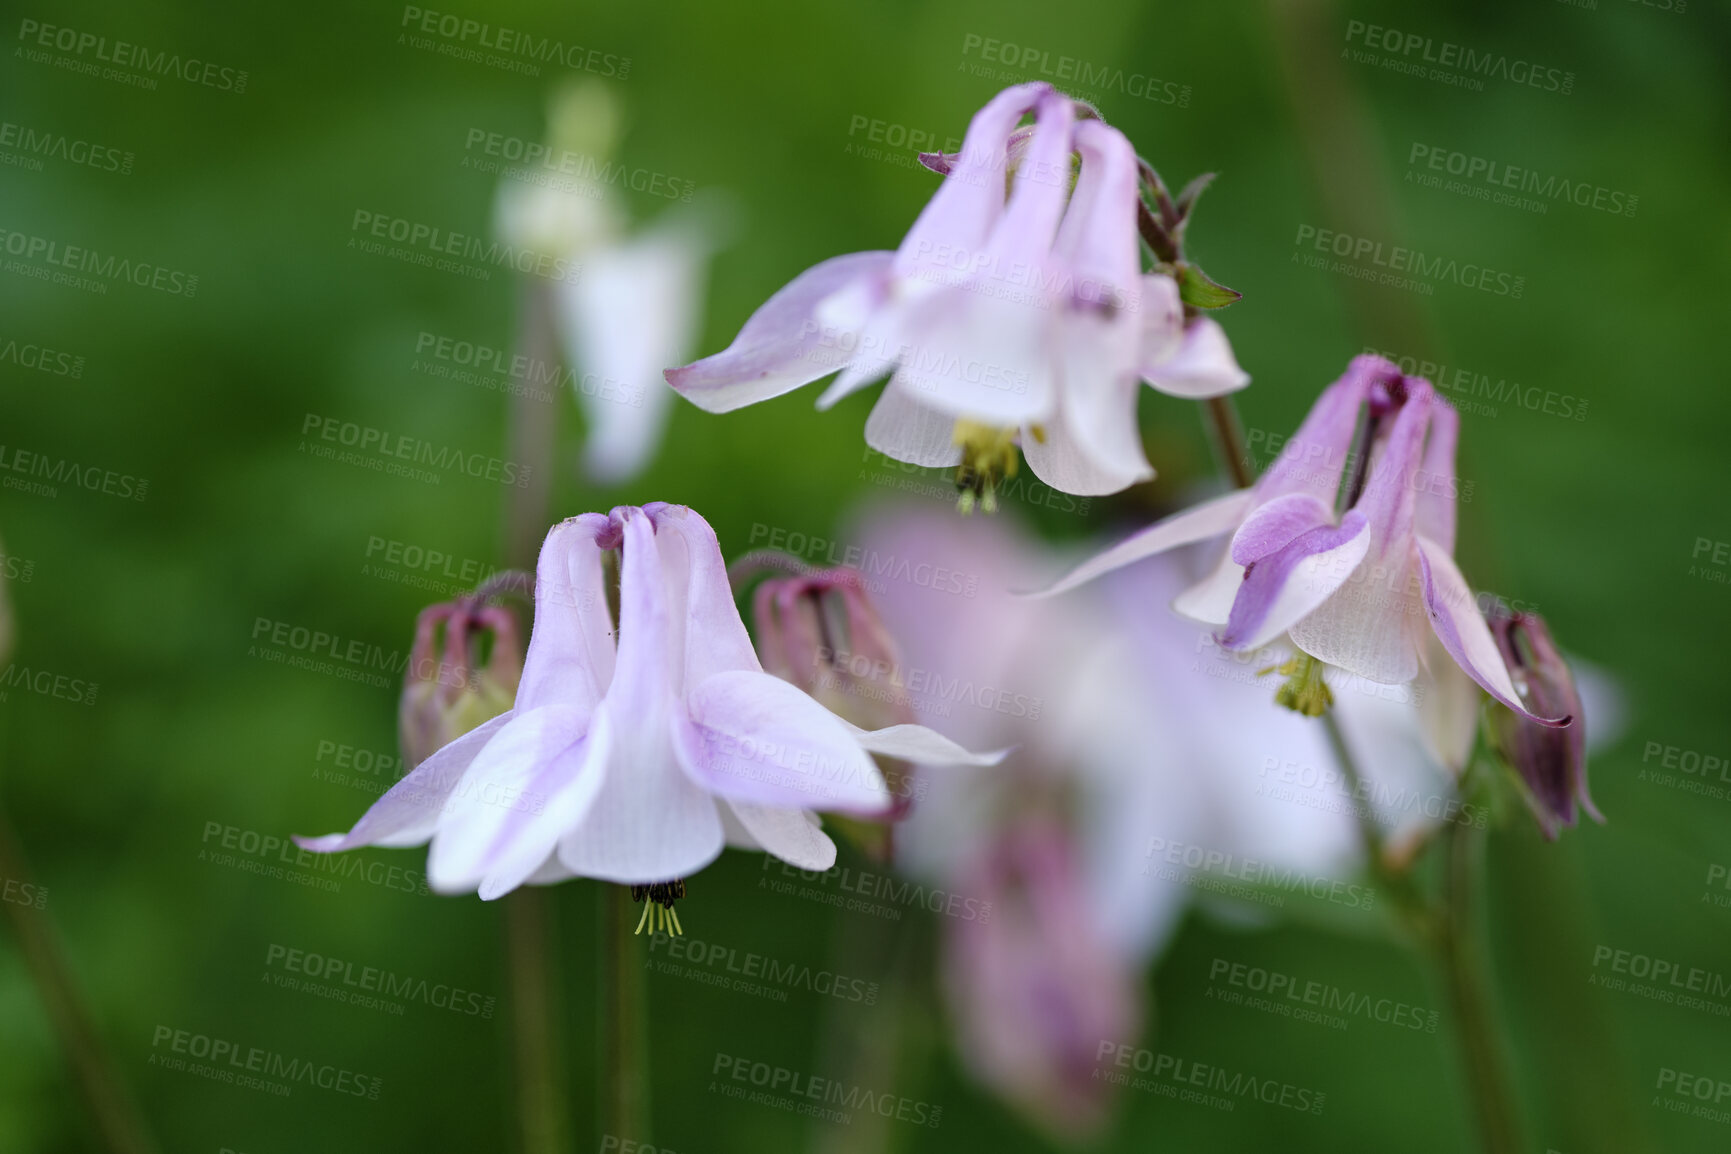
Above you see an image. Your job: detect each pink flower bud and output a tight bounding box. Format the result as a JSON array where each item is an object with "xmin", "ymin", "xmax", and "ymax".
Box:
[
  {"xmin": 399, "ymin": 600, "xmax": 522, "ymax": 770},
  {"xmin": 1487, "ymin": 612, "xmax": 1600, "ymax": 839}
]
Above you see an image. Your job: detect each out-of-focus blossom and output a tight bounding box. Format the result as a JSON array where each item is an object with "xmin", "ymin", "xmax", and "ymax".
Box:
[
  {"xmin": 854, "ymin": 502, "xmax": 1449, "ymax": 1136},
  {"xmin": 495, "ymin": 81, "xmax": 710, "ymax": 484},
  {"xmin": 1487, "ymin": 612, "xmax": 1602, "ymax": 838},
  {"xmin": 1040, "ymin": 355, "xmax": 1567, "ymax": 734},
  {"xmin": 945, "ymin": 814, "xmax": 1139, "ymax": 1138},
  {"xmin": 398, "ymin": 597, "xmax": 522, "ymax": 770},
  {"xmin": 298, "ymin": 504, "xmax": 999, "ymax": 902},
  {"xmin": 666, "ymin": 84, "xmax": 1247, "ymax": 503}
]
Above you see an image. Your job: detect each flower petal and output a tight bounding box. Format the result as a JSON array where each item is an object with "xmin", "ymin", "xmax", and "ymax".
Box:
[
  {"xmin": 889, "ymin": 289, "xmax": 1055, "ymax": 426},
  {"xmin": 676, "ymin": 669, "xmax": 893, "ymax": 814},
  {"xmin": 1285, "ymin": 544, "xmax": 1421, "ymax": 684},
  {"xmin": 1256, "ymin": 355, "xmax": 1394, "ymax": 505},
  {"xmin": 644, "ymin": 503, "xmax": 761, "ymax": 684},
  {"xmin": 518, "ymin": 513, "xmax": 615, "ymax": 714},
  {"xmin": 425, "ymin": 704, "xmax": 603, "ymax": 897},
  {"xmin": 1031, "ymin": 489, "xmax": 1255, "ymax": 598},
  {"xmin": 1413, "ymin": 397, "xmax": 1460, "ymax": 555},
  {"xmin": 1229, "ymin": 492, "xmax": 1336, "ymax": 566},
  {"xmin": 1417, "ymin": 537, "xmax": 1568, "ymax": 726},
  {"xmin": 844, "ymin": 721, "xmax": 1010, "ymax": 767},
  {"xmin": 894, "ymin": 83, "xmax": 1048, "ymax": 280},
  {"xmin": 294, "ymin": 710, "xmax": 515, "ymax": 853},
  {"xmin": 1142, "ymin": 316, "xmax": 1250, "ymax": 399},
  {"xmin": 664, "ymin": 250, "xmax": 891, "ymax": 412},
  {"xmin": 721, "ymin": 801, "xmax": 837, "ymax": 870},
  {"xmin": 1171, "ymin": 546, "xmax": 1243, "ymax": 625},
  {"xmin": 550, "ymin": 506, "xmax": 729, "ymax": 883},
  {"xmin": 863, "ymin": 383, "xmax": 964, "ymax": 467},
  {"xmin": 1222, "ymin": 511, "xmax": 1372, "ymax": 652}
]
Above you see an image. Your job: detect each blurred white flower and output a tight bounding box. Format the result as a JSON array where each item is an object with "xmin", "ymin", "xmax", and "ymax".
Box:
[{"xmin": 494, "ymin": 81, "xmax": 710, "ymax": 484}]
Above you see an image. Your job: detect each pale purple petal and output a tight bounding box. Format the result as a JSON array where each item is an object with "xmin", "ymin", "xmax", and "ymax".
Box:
[
  {"xmin": 1132, "ymin": 274, "xmax": 1184, "ymax": 370},
  {"xmin": 983, "ymin": 92, "xmax": 1075, "ymax": 270},
  {"xmin": 1170, "ymin": 546, "xmax": 1243, "ymax": 626},
  {"xmin": 1054, "ymin": 119, "xmax": 1140, "ymax": 300},
  {"xmin": 894, "ymin": 84, "xmax": 1048, "ymax": 280},
  {"xmin": 1222, "ymin": 512, "xmax": 1372, "ymax": 652},
  {"xmin": 644, "ymin": 503, "xmax": 761, "ymax": 684},
  {"xmin": 1351, "ymin": 377, "xmax": 1433, "ymax": 558},
  {"xmin": 675, "ymin": 669, "xmax": 893, "ymax": 814},
  {"xmin": 1417, "ymin": 537, "xmax": 1568, "ymax": 726},
  {"xmin": 864, "ymin": 383, "xmax": 964, "ymax": 467},
  {"xmin": 424, "ymin": 704, "xmax": 602, "ymax": 896},
  {"xmin": 889, "ymin": 290, "xmax": 1056, "ymax": 426},
  {"xmin": 721, "ymin": 801, "xmax": 837, "ymax": 870},
  {"xmin": 518, "ymin": 513, "xmax": 615, "ymax": 714},
  {"xmin": 664, "ymin": 251, "xmax": 891, "ymax": 412},
  {"xmin": 1229, "ymin": 492, "xmax": 1335, "ymax": 566},
  {"xmin": 1032, "ymin": 489, "xmax": 1255, "ymax": 598},
  {"xmin": 1142, "ymin": 316, "xmax": 1250, "ymax": 399},
  {"xmin": 1413, "ymin": 396, "xmax": 1460, "ymax": 555},
  {"xmin": 546, "ymin": 506, "xmax": 729, "ymax": 882},
  {"xmin": 844, "ymin": 721, "xmax": 1010, "ymax": 767},
  {"xmin": 1256, "ymin": 355, "xmax": 1395, "ymax": 505},
  {"xmin": 1286, "ymin": 546, "xmax": 1423, "ymax": 684},
  {"xmin": 294, "ymin": 710, "xmax": 515, "ymax": 853}
]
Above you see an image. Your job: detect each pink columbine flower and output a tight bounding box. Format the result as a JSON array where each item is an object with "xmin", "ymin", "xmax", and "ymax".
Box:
[
  {"xmin": 1039, "ymin": 355, "xmax": 1569, "ymax": 728},
  {"xmin": 665, "ymin": 84, "xmax": 1247, "ymax": 502},
  {"xmin": 296, "ymin": 504, "xmax": 998, "ymax": 901}
]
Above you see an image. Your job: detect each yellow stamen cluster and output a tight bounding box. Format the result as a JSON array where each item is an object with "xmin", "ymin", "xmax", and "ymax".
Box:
[
  {"xmin": 952, "ymin": 420, "xmax": 1021, "ymax": 515},
  {"xmin": 1259, "ymin": 653, "xmax": 1335, "ymax": 718},
  {"xmin": 630, "ymin": 880, "xmax": 686, "ymax": 935}
]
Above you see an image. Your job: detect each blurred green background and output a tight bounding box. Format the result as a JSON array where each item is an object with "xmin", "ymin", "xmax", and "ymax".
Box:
[{"xmin": 2, "ymin": 0, "xmax": 1728, "ymax": 1150}]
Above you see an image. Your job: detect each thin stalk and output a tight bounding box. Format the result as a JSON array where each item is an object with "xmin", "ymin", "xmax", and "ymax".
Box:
[
  {"xmin": 1438, "ymin": 815, "xmax": 1524, "ymax": 1154},
  {"xmin": 500, "ymin": 277, "xmax": 567, "ymax": 1154},
  {"xmin": 0, "ymin": 810, "xmax": 156, "ymax": 1154},
  {"xmin": 507, "ymin": 892, "xmax": 567, "ymax": 1154},
  {"xmin": 599, "ymin": 885, "xmax": 650, "ymax": 1143},
  {"xmin": 1204, "ymin": 395, "xmax": 1254, "ymax": 490}
]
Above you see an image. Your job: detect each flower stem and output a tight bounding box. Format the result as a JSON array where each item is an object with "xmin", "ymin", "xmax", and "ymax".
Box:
[
  {"xmin": 500, "ymin": 277, "xmax": 568, "ymax": 1154},
  {"xmin": 1321, "ymin": 714, "xmax": 1524, "ymax": 1153},
  {"xmin": 0, "ymin": 809, "xmax": 157, "ymax": 1154},
  {"xmin": 1438, "ymin": 811, "xmax": 1525, "ymax": 1154},
  {"xmin": 1203, "ymin": 395, "xmax": 1254, "ymax": 490},
  {"xmin": 599, "ymin": 885, "xmax": 650, "ymax": 1144},
  {"xmin": 506, "ymin": 891, "xmax": 568, "ymax": 1154}
]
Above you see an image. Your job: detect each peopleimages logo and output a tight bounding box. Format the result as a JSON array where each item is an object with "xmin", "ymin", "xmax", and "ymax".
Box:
[
  {"xmin": 15, "ymin": 18, "xmax": 249, "ymax": 92},
  {"xmin": 1343, "ymin": 20, "xmax": 1574, "ymax": 95}
]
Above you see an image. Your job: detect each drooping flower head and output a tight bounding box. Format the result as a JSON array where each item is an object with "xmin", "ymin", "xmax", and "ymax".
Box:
[
  {"xmin": 297, "ymin": 504, "xmax": 998, "ymax": 912},
  {"xmin": 666, "ymin": 85, "xmax": 1248, "ymax": 504},
  {"xmin": 1040, "ymin": 356, "xmax": 1569, "ymax": 731}
]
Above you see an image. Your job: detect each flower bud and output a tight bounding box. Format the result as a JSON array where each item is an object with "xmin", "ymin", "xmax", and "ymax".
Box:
[
  {"xmin": 741, "ymin": 556, "xmax": 918, "ymax": 858},
  {"xmin": 1486, "ymin": 612, "xmax": 1600, "ymax": 839},
  {"xmin": 399, "ymin": 601, "xmax": 522, "ymax": 769}
]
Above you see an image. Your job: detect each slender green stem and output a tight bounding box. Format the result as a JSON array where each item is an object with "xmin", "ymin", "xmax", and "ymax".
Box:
[
  {"xmin": 507, "ymin": 891, "xmax": 567, "ymax": 1154},
  {"xmin": 599, "ymin": 885, "xmax": 650, "ymax": 1144},
  {"xmin": 1438, "ymin": 813, "xmax": 1524, "ymax": 1154},
  {"xmin": 1318, "ymin": 713, "xmax": 1429, "ymax": 935},
  {"xmin": 501, "ymin": 277, "xmax": 567, "ymax": 1154},
  {"xmin": 0, "ymin": 810, "xmax": 157, "ymax": 1154}
]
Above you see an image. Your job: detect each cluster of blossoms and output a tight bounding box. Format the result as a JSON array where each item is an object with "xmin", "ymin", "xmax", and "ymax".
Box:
[
  {"xmin": 666, "ymin": 82, "xmax": 1248, "ymax": 506},
  {"xmin": 299, "ymin": 81, "xmax": 1600, "ymax": 1136}
]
